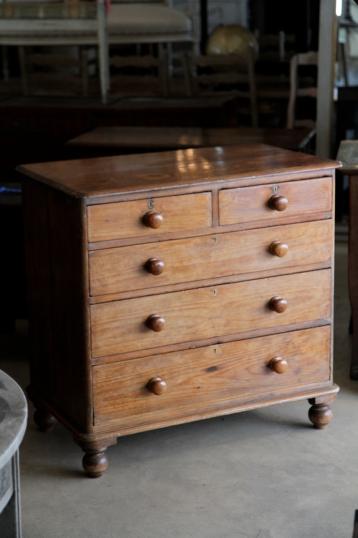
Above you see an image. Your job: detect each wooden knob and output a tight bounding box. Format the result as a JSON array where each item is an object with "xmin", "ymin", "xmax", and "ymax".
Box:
[
  {"xmin": 269, "ymin": 296, "xmax": 288, "ymax": 313},
  {"xmin": 147, "ymin": 377, "xmax": 167, "ymax": 395},
  {"xmin": 143, "ymin": 211, "xmax": 164, "ymax": 229},
  {"xmin": 146, "ymin": 314, "xmax": 166, "ymax": 332},
  {"xmin": 269, "ymin": 241, "xmax": 288, "ymax": 257},
  {"xmin": 268, "ymin": 357, "xmax": 288, "ymax": 374},
  {"xmin": 268, "ymin": 194, "xmax": 288, "ymax": 211},
  {"xmin": 145, "ymin": 258, "xmax": 165, "ymax": 275}
]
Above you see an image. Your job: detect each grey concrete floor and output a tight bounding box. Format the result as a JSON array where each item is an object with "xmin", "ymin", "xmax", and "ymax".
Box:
[{"xmin": 1, "ymin": 242, "xmax": 357, "ymax": 538}]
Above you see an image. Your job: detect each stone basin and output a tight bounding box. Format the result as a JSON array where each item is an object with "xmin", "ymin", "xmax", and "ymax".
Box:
[{"xmin": 0, "ymin": 370, "xmax": 27, "ymax": 538}]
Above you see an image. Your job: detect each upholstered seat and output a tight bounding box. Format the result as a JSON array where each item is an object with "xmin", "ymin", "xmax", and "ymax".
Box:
[{"xmin": 108, "ymin": 3, "xmax": 192, "ymax": 42}]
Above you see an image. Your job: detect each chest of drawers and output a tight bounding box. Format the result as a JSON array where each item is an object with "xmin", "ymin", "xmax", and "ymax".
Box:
[{"xmin": 20, "ymin": 144, "xmax": 339, "ymax": 478}]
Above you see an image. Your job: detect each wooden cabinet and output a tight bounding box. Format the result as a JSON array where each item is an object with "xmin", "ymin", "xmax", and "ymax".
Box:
[{"xmin": 20, "ymin": 144, "xmax": 339, "ymax": 478}]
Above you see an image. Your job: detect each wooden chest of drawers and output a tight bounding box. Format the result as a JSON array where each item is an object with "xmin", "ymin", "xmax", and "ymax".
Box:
[{"xmin": 20, "ymin": 144, "xmax": 339, "ymax": 478}]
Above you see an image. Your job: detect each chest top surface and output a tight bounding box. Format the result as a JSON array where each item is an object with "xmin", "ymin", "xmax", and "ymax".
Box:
[{"xmin": 19, "ymin": 144, "xmax": 339, "ymax": 201}]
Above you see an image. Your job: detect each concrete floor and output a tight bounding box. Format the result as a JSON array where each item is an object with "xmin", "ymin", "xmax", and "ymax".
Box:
[{"xmin": 1, "ymin": 242, "xmax": 357, "ymax": 538}]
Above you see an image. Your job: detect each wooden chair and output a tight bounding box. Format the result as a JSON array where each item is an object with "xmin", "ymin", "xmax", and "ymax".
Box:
[
  {"xmin": 287, "ymin": 51, "xmax": 318, "ymax": 129},
  {"xmin": 255, "ymin": 30, "xmax": 295, "ymax": 62},
  {"xmin": 107, "ymin": 0, "xmax": 198, "ymax": 92},
  {"xmin": 184, "ymin": 52, "xmax": 258, "ymax": 127},
  {"xmin": 16, "ymin": 46, "xmax": 94, "ymax": 97},
  {"xmin": 109, "ymin": 48, "xmax": 169, "ymax": 96}
]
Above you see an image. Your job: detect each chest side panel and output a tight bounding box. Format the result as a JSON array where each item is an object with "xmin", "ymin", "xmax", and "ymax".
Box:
[{"xmin": 23, "ymin": 181, "xmax": 91, "ymax": 432}]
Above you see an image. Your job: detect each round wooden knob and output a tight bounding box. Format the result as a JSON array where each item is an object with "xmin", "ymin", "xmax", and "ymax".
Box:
[
  {"xmin": 268, "ymin": 194, "xmax": 288, "ymax": 211},
  {"xmin": 146, "ymin": 314, "xmax": 166, "ymax": 332},
  {"xmin": 268, "ymin": 357, "xmax": 288, "ymax": 374},
  {"xmin": 143, "ymin": 211, "xmax": 164, "ymax": 229},
  {"xmin": 269, "ymin": 296, "xmax": 288, "ymax": 313},
  {"xmin": 147, "ymin": 377, "xmax": 167, "ymax": 395},
  {"xmin": 269, "ymin": 241, "xmax": 289, "ymax": 257},
  {"xmin": 145, "ymin": 258, "xmax": 165, "ymax": 275}
]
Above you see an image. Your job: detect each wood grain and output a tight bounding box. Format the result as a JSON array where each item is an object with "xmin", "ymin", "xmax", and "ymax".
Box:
[
  {"xmin": 219, "ymin": 177, "xmax": 332, "ymax": 226},
  {"xmin": 23, "ymin": 181, "xmax": 91, "ymax": 431},
  {"xmin": 89, "ymin": 220, "xmax": 332, "ymax": 297},
  {"xmin": 90, "ymin": 269, "xmax": 331, "ymax": 358},
  {"xmin": 87, "ymin": 192, "xmax": 212, "ymax": 242},
  {"xmin": 19, "ymin": 144, "xmax": 339, "ymax": 199},
  {"xmin": 93, "ymin": 326, "xmax": 331, "ymax": 427}
]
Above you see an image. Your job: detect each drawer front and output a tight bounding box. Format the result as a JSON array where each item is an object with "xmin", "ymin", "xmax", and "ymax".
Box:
[
  {"xmin": 87, "ymin": 192, "xmax": 212, "ymax": 242},
  {"xmin": 93, "ymin": 326, "xmax": 331, "ymax": 427},
  {"xmin": 91, "ymin": 269, "xmax": 331, "ymax": 357},
  {"xmin": 219, "ymin": 177, "xmax": 332, "ymax": 226},
  {"xmin": 89, "ymin": 220, "xmax": 332, "ymax": 296}
]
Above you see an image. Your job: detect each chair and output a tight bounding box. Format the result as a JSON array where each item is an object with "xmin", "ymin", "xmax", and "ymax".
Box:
[
  {"xmin": 255, "ymin": 30, "xmax": 296, "ymax": 63},
  {"xmin": 107, "ymin": 0, "xmax": 198, "ymax": 94},
  {"xmin": 16, "ymin": 45, "xmax": 94, "ymax": 97},
  {"xmin": 287, "ymin": 51, "xmax": 318, "ymax": 129},
  {"xmin": 0, "ymin": 0, "xmax": 109, "ymax": 102},
  {"xmin": 109, "ymin": 48, "xmax": 169, "ymax": 96},
  {"xmin": 184, "ymin": 52, "xmax": 258, "ymax": 127}
]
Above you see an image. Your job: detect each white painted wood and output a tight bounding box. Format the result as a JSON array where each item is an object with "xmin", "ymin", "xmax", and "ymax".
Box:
[{"xmin": 0, "ymin": 2, "xmax": 109, "ymax": 103}]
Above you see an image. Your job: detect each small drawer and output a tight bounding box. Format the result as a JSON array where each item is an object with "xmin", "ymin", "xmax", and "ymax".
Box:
[
  {"xmin": 90, "ymin": 269, "xmax": 331, "ymax": 358},
  {"xmin": 89, "ymin": 220, "xmax": 333, "ymax": 296},
  {"xmin": 219, "ymin": 177, "xmax": 332, "ymax": 226},
  {"xmin": 93, "ymin": 326, "xmax": 331, "ymax": 428},
  {"xmin": 87, "ymin": 192, "xmax": 212, "ymax": 242}
]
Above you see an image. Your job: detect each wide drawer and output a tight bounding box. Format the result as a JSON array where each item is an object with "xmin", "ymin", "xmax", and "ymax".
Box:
[
  {"xmin": 87, "ymin": 192, "xmax": 212, "ymax": 242},
  {"xmin": 93, "ymin": 326, "xmax": 331, "ymax": 427},
  {"xmin": 91, "ymin": 269, "xmax": 331, "ymax": 358},
  {"xmin": 219, "ymin": 177, "xmax": 332, "ymax": 226},
  {"xmin": 89, "ymin": 220, "xmax": 332, "ymax": 296}
]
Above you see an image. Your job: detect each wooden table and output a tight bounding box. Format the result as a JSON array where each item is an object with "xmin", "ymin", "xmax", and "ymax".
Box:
[
  {"xmin": 67, "ymin": 126, "xmax": 315, "ymax": 156},
  {"xmin": 21, "ymin": 143, "xmax": 338, "ymax": 477},
  {"xmin": 337, "ymin": 140, "xmax": 358, "ymax": 379}
]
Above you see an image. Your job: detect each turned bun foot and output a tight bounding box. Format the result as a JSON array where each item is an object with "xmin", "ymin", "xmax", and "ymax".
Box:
[
  {"xmin": 33, "ymin": 408, "xmax": 56, "ymax": 432},
  {"xmin": 82, "ymin": 451, "xmax": 108, "ymax": 478},
  {"xmin": 308, "ymin": 399, "xmax": 333, "ymax": 429}
]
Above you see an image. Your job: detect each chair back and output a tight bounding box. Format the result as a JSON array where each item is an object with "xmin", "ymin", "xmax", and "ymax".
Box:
[
  {"xmin": 287, "ymin": 51, "xmax": 318, "ymax": 129},
  {"xmin": 256, "ymin": 30, "xmax": 295, "ymax": 62},
  {"xmin": 184, "ymin": 52, "xmax": 258, "ymax": 127}
]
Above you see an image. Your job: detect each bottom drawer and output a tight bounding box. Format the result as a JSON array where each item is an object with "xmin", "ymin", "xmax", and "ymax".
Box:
[{"xmin": 93, "ymin": 326, "xmax": 331, "ymax": 431}]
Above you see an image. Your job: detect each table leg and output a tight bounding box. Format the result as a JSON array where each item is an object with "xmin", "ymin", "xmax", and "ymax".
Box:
[{"xmin": 349, "ymin": 175, "xmax": 358, "ymax": 379}]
